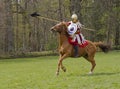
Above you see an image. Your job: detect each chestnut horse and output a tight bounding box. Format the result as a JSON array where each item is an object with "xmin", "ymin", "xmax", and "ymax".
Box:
[{"xmin": 50, "ymin": 22, "xmax": 109, "ymax": 75}]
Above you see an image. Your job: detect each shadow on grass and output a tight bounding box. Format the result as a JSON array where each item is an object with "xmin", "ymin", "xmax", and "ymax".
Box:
[{"xmin": 81, "ymin": 72, "xmax": 120, "ymax": 77}]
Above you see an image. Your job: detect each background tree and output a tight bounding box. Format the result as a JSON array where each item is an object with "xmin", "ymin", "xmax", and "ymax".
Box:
[
  {"xmin": 4, "ymin": 0, "xmax": 14, "ymax": 53},
  {"xmin": 69, "ymin": 0, "xmax": 83, "ymax": 22},
  {"xmin": 0, "ymin": 0, "xmax": 119, "ymax": 56}
]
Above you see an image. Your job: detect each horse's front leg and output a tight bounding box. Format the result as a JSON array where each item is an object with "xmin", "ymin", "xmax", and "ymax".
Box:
[
  {"xmin": 61, "ymin": 63, "xmax": 66, "ymax": 72},
  {"xmin": 56, "ymin": 53, "xmax": 68, "ymax": 76},
  {"xmin": 56, "ymin": 55, "xmax": 62, "ymax": 75}
]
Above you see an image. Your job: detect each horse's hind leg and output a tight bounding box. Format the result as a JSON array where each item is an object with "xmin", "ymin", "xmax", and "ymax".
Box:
[
  {"xmin": 89, "ymin": 58, "xmax": 96, "ymax": 74},
  {"xmin": 84, "ymin": 55, "xmax": 96, "ymax": 74}
]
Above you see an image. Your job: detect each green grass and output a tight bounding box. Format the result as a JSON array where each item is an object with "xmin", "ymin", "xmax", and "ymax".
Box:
[{"xmin": 0, "ymin": 51, "xmax": 120, "ymax": 89}]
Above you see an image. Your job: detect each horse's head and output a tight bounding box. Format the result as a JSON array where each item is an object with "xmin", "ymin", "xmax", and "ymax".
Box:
[{"xmin": 50, "ymin": 22, "xmax": 67, "ymax": 34}]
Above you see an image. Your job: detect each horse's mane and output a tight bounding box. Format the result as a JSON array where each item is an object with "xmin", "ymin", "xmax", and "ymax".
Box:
[{"xmin": 60, "ymin": 22, "xmax": 70, "ymax": 37}]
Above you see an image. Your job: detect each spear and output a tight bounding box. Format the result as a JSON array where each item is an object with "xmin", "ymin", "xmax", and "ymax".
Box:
[{"xmin": 30, "ymin": 12, "xmax": 96, "ymax": 31}]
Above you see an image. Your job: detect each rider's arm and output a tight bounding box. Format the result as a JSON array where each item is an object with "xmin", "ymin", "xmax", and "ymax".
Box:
[{"xmin": 76, "ymin": 21, "xmax": 84, "ymax": 34}]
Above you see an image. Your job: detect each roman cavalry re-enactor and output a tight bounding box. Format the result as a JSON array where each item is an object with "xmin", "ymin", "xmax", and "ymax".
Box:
[
  {"xmin": 67, "ymin": 14, "xmax": 87, "ymax": 57},
  {"xmin": 50, "ymin": 15, "xmax": 109, "ymax": 76}
]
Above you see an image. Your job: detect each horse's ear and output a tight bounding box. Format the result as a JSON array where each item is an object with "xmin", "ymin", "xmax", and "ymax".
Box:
[
  {"xmin": 61, "ymin": 21, "xmax": 66, "ymax": 24},
  {"xmin": 61, "ymin": 21, "xmax": 67, "ymax": 26},
  {"xmin": 62, "ymin": 21, "xmax": 65, "ymax": 23}
]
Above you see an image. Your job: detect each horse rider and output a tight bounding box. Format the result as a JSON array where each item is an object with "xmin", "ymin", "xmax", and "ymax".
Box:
[{"xmin": 67, "ymin": 14, "xmax": 86, "ymax": 57}]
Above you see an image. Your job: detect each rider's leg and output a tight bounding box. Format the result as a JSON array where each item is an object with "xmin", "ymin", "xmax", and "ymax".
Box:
[
  {"xmin": 73, "ymin": 45, "xmax": 79, "ymax": 57},
  {"xmin": 76, "ymin": 34, "xmax": 81, "ymax": 44},
  {"xmin": 80, "ymin": 33, "xmax": 85, "ymax": 43}
]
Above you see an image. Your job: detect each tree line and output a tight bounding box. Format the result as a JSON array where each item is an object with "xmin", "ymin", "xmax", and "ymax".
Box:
[{"xmin": 0, "ymin": 0, "xmax": 119, "ymax": 55}]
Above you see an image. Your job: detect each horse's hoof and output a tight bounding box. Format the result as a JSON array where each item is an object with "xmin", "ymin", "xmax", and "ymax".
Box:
[
  {"xmin": 56, "ymin": 72, "xmax": 59, "ymax": 76},
  {"xmin": 63, "ymin": 69, "xmax": 66, "ymax": 72},
  {"xmin": 62, "ymin": 67, "xmax": 66, "ymax": 72},
  {"xmin": 88, "ymin": 71, "xmax": 93, "ymax": 75}
]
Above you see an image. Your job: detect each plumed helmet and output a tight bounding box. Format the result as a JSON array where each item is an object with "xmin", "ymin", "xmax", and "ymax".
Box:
[{"xmin": 71, "ymin": 14, "xmax": 78, "ymax": 20}]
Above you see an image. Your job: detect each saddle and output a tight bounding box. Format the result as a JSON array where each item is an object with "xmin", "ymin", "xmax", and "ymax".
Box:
[{"xmin": 68, "ymin": 37, "xmax": 88, "ymax": 48}]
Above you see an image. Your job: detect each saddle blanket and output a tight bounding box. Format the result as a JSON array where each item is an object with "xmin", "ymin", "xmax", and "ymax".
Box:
[{"xmin": 68, "ymin": 37, "xmax": 88, "ymax": 48}]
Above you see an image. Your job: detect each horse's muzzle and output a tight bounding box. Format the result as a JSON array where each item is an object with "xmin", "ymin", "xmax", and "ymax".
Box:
[{"xmin": 50, "ymin": 27, "xmax": 56, "ymax": 33}]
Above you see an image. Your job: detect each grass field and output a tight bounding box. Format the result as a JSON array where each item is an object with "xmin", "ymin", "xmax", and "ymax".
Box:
[{"xmin": 0, "ymin": 51, "xmax": 120, "ymax": 89}]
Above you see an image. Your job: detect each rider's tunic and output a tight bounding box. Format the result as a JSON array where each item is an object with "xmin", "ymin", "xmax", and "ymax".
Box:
[{"xmin": 67, "ymin": 21, "xmax": 86, "ymax": 45}]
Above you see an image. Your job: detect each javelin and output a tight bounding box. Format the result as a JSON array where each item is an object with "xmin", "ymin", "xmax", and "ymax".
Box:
[
  {"xmin": 30, "ymin": 12, "xmax": 96, "ymax": 31},
  {"xmin": 82, "ymin": 27, "xmax": 95, "ymax": 31},
  {"xmin": 30, "ymin": 12, "xmax": 60, "ymax": 22},
  {"xmin": 38, "ymin": 16, "xmax": 60, "ymax": 23}
]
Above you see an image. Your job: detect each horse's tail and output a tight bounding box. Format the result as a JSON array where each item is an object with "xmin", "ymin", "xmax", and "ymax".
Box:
[{"xmin": 94, "ymin": 42, "xmax": 110, "ymax": 53}]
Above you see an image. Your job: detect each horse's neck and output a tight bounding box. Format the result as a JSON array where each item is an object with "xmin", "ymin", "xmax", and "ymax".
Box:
[{"xmin": 59, "ymin": 33, "xmax": 68, "ymax": 46}]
